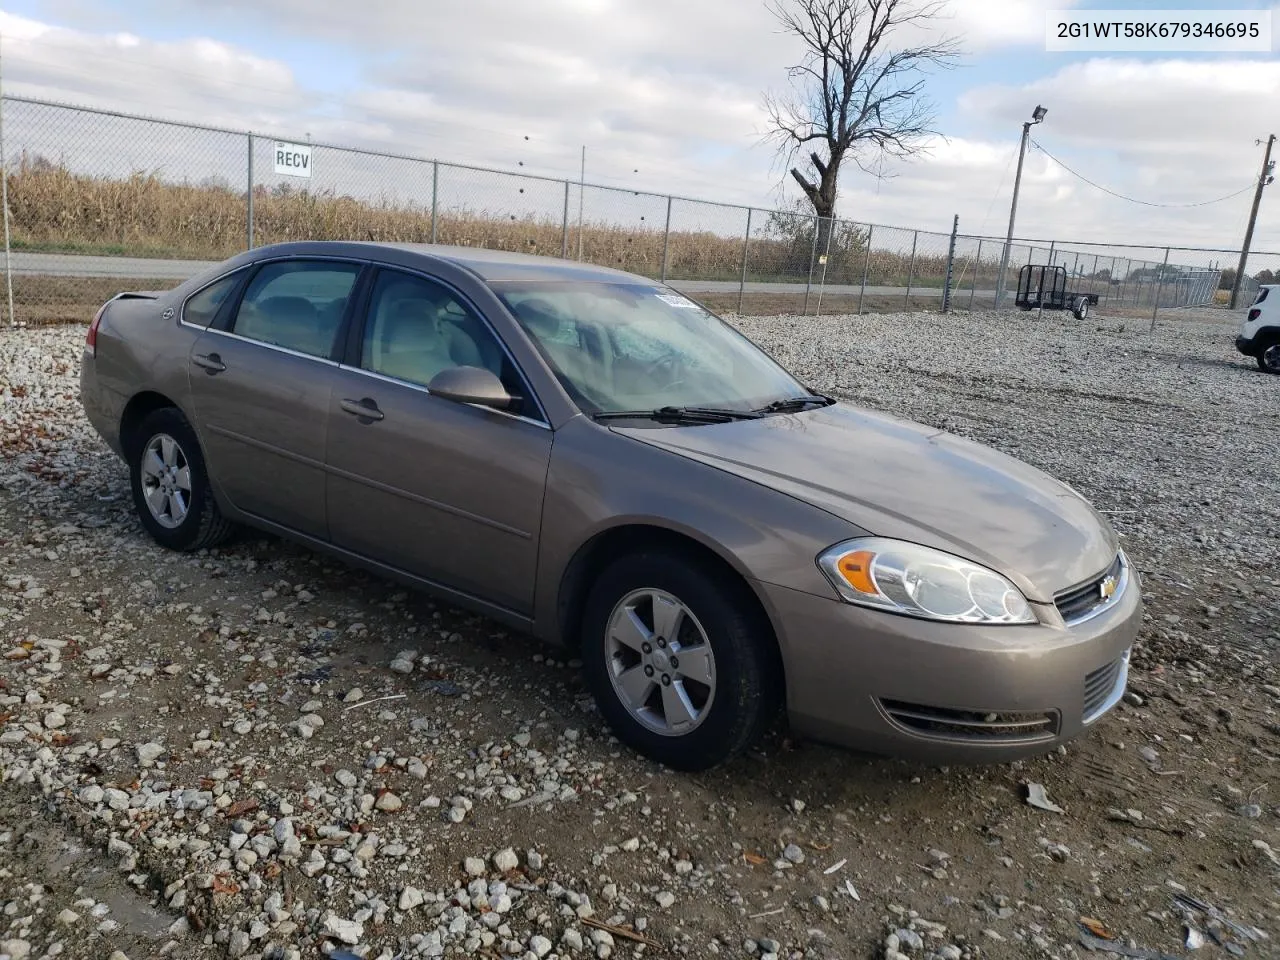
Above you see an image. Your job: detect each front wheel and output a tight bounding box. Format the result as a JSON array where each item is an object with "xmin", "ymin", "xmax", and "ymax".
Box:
[
  {"xmin": 128, "ymin": 407, "xmax": 235, "ymax": 551},
  {"xmin": 1259, "ymin": 342, "xmax": 1280, "ymax": 375},
  {"xmin": 581, "ymin": 550, "xmax": 781, "ymax": 771}
]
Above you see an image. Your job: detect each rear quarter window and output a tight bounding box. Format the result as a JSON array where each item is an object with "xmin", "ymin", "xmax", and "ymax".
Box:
[{"xmin": 183, "ymin": 272, "xmax": 243, "ymax": 327}]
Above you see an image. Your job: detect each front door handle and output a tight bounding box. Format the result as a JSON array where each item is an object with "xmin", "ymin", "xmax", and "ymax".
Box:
[
  {"xmin": 192, "ymin": 352, "xmax": 226, "ymax": 374},
  {"xmin": 340, "ymin": 397, "xmax": 385, "ymax": 422}
]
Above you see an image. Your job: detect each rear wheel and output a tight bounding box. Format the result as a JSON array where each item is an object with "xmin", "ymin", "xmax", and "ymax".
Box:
[
  {"xmin": 581, "ymin": 550, "xmax": 780, "ymax": 771},
  {"xmin": 1073, "ymin": 297, "xmax": 1091, "ymax": 321},
  {"xmin": 1259, "ymin": 342, "xmax": 1280, "ymax": 374},
  {"xmin": 128, "ymin": 407, "xmax": 235, "ymax": 551}
]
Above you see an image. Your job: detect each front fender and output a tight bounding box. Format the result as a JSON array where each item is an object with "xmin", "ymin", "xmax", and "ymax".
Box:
[{"xmin": 532, "ymin": 416, "xmax": 861, "ymax": 649}]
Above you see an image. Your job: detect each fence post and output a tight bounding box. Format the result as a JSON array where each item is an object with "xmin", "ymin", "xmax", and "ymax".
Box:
[
  {"xmin": 969, "ymin": 238, "xmax": 982, "ymax": 311},
  {"xmin": 942, "ymin": 215, "xmax": 959, "ymax": 314},
  {"xmin": 1150, "ymin": 247, "xmax": 1170, "ymax": 331},
  {"xmin": 0, "ymin": 93, "xmax": 14, "ymax": 327},
  {"xmin": 1119, "ymin": 258, "xmax": 1130, "ymax": 306},
  {"xmin": 737, "ymin": 209, "xmax": 752, "ymax": 314},
  {"xmin": 246, "ymin": 133, "xmax": 254, "ymax": 250},
  {"xmin": 561, "ymin": 181, "xmax": 570, "ymax": 258},
  {"xmin": 660, "ymin": 196, "xmax": 672, "ymax": 283},
  {"xmin": 802, "ymin": 215, "xmax": 819, "ymax": 314},
  {"xmin": 431, "ymin": 162, "xmax": 439, "ymax": 244},
  {"xmin": 1103, "ymin": 255, "xmax": 1116, "ymax": 306},
  {"xmin": 1038, "ymin": 240, "xmax": 1055, "ymax": 320},
  {"xmin": 856, "ymin": 224, "xmax": 874, "ymax": 315},
  {"xmin": 815, "ymin": 218, "xmax": 836, "ymax": 317},
  {"xmin": 904, "ymin": 230, "xmax": 918, "ymax": 308}
]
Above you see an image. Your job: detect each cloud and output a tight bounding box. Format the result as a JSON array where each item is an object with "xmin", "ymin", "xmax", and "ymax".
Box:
[
  {"xmin": 1, "ymin": 1, "xmax": 1276, "ymax": 266},
  {"xmin": 948, "ymin": 57, "xmax": 1280, "ymax": 251},
  {"xmin": 0, "ymin": 11, "xmax": 303, "ymax": 129}
]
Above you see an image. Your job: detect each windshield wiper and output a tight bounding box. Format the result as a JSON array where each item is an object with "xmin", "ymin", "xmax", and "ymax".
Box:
[
  {"xmin": 755, "ymin": 394, "xmax": 834, "ymax": 414},
  {"xmin": 593, "ymin": 406, "xmax": 763, "ymax": 424}
]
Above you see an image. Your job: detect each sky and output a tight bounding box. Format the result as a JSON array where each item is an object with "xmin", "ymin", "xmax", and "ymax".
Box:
[{"xmin": 0, "ymin": 0, "xmax": 1277, "ymax": 256}]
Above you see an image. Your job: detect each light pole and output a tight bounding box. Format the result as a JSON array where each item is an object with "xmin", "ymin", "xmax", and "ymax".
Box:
[{"xmin": 995, "ymin": 104, "xmax": 1047, "ymax": 308}]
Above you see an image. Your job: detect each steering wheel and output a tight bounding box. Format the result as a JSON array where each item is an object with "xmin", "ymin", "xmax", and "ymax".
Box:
[{"xmin": 643, "ymin": 351, "xmax": 686, "ymax": 391}]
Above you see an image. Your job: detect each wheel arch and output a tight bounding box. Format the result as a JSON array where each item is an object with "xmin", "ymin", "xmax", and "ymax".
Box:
[
  {"xmin": 555, "ymin": 522, "xmax": 787, "ymax": 690},
  {"xmin": 119, "ymin": 390, "xmax": 185, "ymax": 454}
]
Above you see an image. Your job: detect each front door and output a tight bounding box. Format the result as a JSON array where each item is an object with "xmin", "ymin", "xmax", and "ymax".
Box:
[
  {"xmin": 325, "ymin": 268, "xmax": 553, "ymax": 615},
  {"xmin": 187, "ymin": 258, "xmax": 364, "ymax": 540}
]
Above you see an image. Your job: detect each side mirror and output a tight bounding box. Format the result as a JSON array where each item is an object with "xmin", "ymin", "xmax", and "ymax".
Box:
[{"xmin": 427, "ymin": 366, "xmax": 513, "ymax": 410}]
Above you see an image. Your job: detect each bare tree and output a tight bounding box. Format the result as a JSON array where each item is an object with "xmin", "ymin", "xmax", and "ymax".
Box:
[{"xmin": 764, "ymin": 0, "xmax": 960, "ymax": 235}]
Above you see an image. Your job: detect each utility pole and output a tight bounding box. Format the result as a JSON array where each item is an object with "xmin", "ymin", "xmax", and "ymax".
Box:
[
  {"xmin": 1230, "ymin": 133, "xmax": 1276, "ymax": 309},
  {"xmin": 995, "ymin": 105, "xmax": 1047, "ymax": 308}
]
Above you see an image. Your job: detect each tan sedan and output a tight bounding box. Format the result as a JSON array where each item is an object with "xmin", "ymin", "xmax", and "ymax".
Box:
[{"xmin": 80, "ymin": 242, "xmax": 1141, "ymax": 770}]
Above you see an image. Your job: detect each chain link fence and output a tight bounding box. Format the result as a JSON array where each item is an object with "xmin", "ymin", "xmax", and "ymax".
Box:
[{"xmin": 2, "ymin": 94, "xmax": 1276, "ymax": 327}]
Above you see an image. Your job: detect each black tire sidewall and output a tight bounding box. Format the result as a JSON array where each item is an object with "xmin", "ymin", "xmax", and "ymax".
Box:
[
  {"xmin": 1259, "ymin": 343, "xmax": 1280, "ymax": 374},
  {"xmin": 127, "ymin": 408, "xmax": 219, "ymax": 551},
  {"xmin": 581, "ymin": 550, "xmax": 776, "ymax": 771}
]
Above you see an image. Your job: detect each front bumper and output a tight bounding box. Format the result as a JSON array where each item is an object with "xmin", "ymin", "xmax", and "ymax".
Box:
[
  {"xmin": 761, "ymin": 565, "xmax": 1143, "ymax": 764},
  {"xmin": 1236, "ymin": 335, "xmax": 1258, "ymax": 357}
]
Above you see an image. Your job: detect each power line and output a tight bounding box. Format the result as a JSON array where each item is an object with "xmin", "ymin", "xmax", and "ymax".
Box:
[{"xmin": 1030, "ymin": 138, "xmax": 1258, "ymax": 208}]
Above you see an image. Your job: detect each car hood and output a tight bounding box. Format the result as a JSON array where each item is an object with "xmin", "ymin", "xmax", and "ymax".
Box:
[{"xmin": 613, "ymin": 403, "xmax": 1118, "ymax": 603}]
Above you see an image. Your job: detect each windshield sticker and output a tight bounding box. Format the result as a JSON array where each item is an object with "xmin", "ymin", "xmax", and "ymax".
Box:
[{"xmin": 655, "ymin": 292, "xmax": 701, "ymax": 309}]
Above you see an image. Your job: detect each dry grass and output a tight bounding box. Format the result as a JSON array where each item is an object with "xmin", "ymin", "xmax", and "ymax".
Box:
[
  {"xmin": 3, "ymin": 275, "xmax": 180, "ymax": 326},
  {"xmin": 5, "ymin": 160, "xmax": 943, "ymax": 286}
]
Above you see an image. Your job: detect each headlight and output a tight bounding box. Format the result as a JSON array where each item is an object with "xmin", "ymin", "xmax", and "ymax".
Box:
[{"xmin": 816, "ymin": 537, "xmax": 1036, "ymax": 624}]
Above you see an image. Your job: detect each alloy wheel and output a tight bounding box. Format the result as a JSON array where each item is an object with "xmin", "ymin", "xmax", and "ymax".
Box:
[
  {"xmin": 139, "ymin": 432, "xmax": 192, "ymax": 529},
  {"xmin": 604, "ymin": 588, "xmax": 717, "ymax": 736}
]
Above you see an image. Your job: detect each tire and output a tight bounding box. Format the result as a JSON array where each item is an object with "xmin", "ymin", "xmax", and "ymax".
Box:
[
  {"xmin": 127, "ymin": 407, "xmax": 235, "ymax": 551},
  {"xmin": 581, "ymin": 549, "xmax": 781, "ymax": 771},
  {"xmin": 1258, "ymin": 341, "xmax": 1280, "ymax": 375},
  {"xmin": 1073, "ymin": 298, "xmax": 1090, "ymax": 321}
]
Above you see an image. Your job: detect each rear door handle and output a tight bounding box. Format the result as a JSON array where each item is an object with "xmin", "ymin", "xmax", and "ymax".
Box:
[
  {"xmin": 340, "ymin": 398, "xmax": 385, "ymax": 422},
  {"xmin": 192, "ymin": 352, "xmax": 226, "ymax": 374}
]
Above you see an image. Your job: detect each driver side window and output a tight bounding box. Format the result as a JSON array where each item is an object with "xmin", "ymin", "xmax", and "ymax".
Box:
[{"xmin": 361, "ymin": 270, "xmax": 537, "ymax": 419}]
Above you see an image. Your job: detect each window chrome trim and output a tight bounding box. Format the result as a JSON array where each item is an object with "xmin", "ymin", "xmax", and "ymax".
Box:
[
  {"xmin": 359, "ymin": 264, "xmax": 551, "ymax": 426},
  {"xmin": 337, "ymin": 365, "xmax": 551, "ymax": 431},
  {"xmin": 1061, "ymin": 551, "xmax": 1131, "ymax": 628},
  {"xmin": 178, "ymin": 266, "xmax": 251, "ymax": 330},
  {"xmin": 192, "ymin": 324, "xmax": 343, "ymax": 367}
]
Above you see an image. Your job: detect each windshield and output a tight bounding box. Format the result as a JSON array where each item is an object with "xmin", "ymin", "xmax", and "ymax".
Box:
[{"xmin": 491, "ymin": 281, "xmax": 808, "ymax": 415}]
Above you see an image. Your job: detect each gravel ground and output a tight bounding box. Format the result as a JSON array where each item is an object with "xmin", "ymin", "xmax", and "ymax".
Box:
[{"xmin": 1, "ymin": 308, "xmax": 1278, "ymax": 960}]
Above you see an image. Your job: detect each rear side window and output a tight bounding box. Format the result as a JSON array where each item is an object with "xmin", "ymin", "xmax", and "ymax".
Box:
[
  {"xmin": 231, "ymin": 260, "xmax": 361, "ymax": 358},
  {"xmin": 1256, "ymin": 287, "xmax": 1270, "ymax": 305},
  {"xmin": 183, "ymin": 273, "xmax": 241, "ymax": 328}
]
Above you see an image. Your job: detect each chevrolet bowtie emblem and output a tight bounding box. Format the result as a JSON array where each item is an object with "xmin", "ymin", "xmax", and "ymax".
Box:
[{"xmin": 1099, "ymin": 575, "xmax": 1118, "ymax": 601}]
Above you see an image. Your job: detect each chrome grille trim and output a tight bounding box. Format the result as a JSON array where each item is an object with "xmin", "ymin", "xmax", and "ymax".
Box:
[
  {"xmin": 1056, "ymin": 552, "xmax": 1129, "ymax": 627},
  {"xmin": 1083, "ymin": 647, "xmax": 1131, "ymax": 725},
  {"xmin": 879, "ymin": 699, "xmax": 1059, "ymax": 743}
]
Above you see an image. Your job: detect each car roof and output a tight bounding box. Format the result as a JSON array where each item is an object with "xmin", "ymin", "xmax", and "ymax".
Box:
[{"xmin": 242, "ymin": 240, "xmax": 654, "ymax": 285}]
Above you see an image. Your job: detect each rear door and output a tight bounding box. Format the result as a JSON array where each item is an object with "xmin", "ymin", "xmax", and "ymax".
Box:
[
  {"xmin": 187, "ymin": 258, "xmax": 365, "ymax": 540},
  {"xmin": 324, "ymin": 267, "xmax": 553, "ymax": 614}
]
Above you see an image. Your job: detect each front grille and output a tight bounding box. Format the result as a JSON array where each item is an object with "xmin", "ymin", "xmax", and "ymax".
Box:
[
  {"xmin": 880, "ymin": 700, "xmax": 1058, "ymax": 743},
  {"xmin": 1084, "ymin": 657, "xmax": 1124, "ymax": 720},
  {"xmin": 1055, "ymin": 554, "xmax": 1124, "ymax": 624}
]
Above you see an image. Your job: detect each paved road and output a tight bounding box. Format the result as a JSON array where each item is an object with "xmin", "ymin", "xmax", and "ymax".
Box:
[
  {"xmin": 18, "ymin": 251, "xmax": 1178, "ymax": 307},
  {"xmin": 6, "ymin": 250, "xmax": 971, "ymax": 297},
  {"xmin": 5, "ymin": 251, "xmax": 220, "ymax": 279}
]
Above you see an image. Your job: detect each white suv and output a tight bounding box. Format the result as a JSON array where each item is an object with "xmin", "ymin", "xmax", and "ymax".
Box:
[{"xmin": 1236, "ymin": 284, "xmax": 1280, "ymax": 374}]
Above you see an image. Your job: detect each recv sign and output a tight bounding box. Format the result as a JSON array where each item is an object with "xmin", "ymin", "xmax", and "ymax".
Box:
[{"xmin": 274, "ymin": 141, "xmax": 312, "ymax": 178}]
